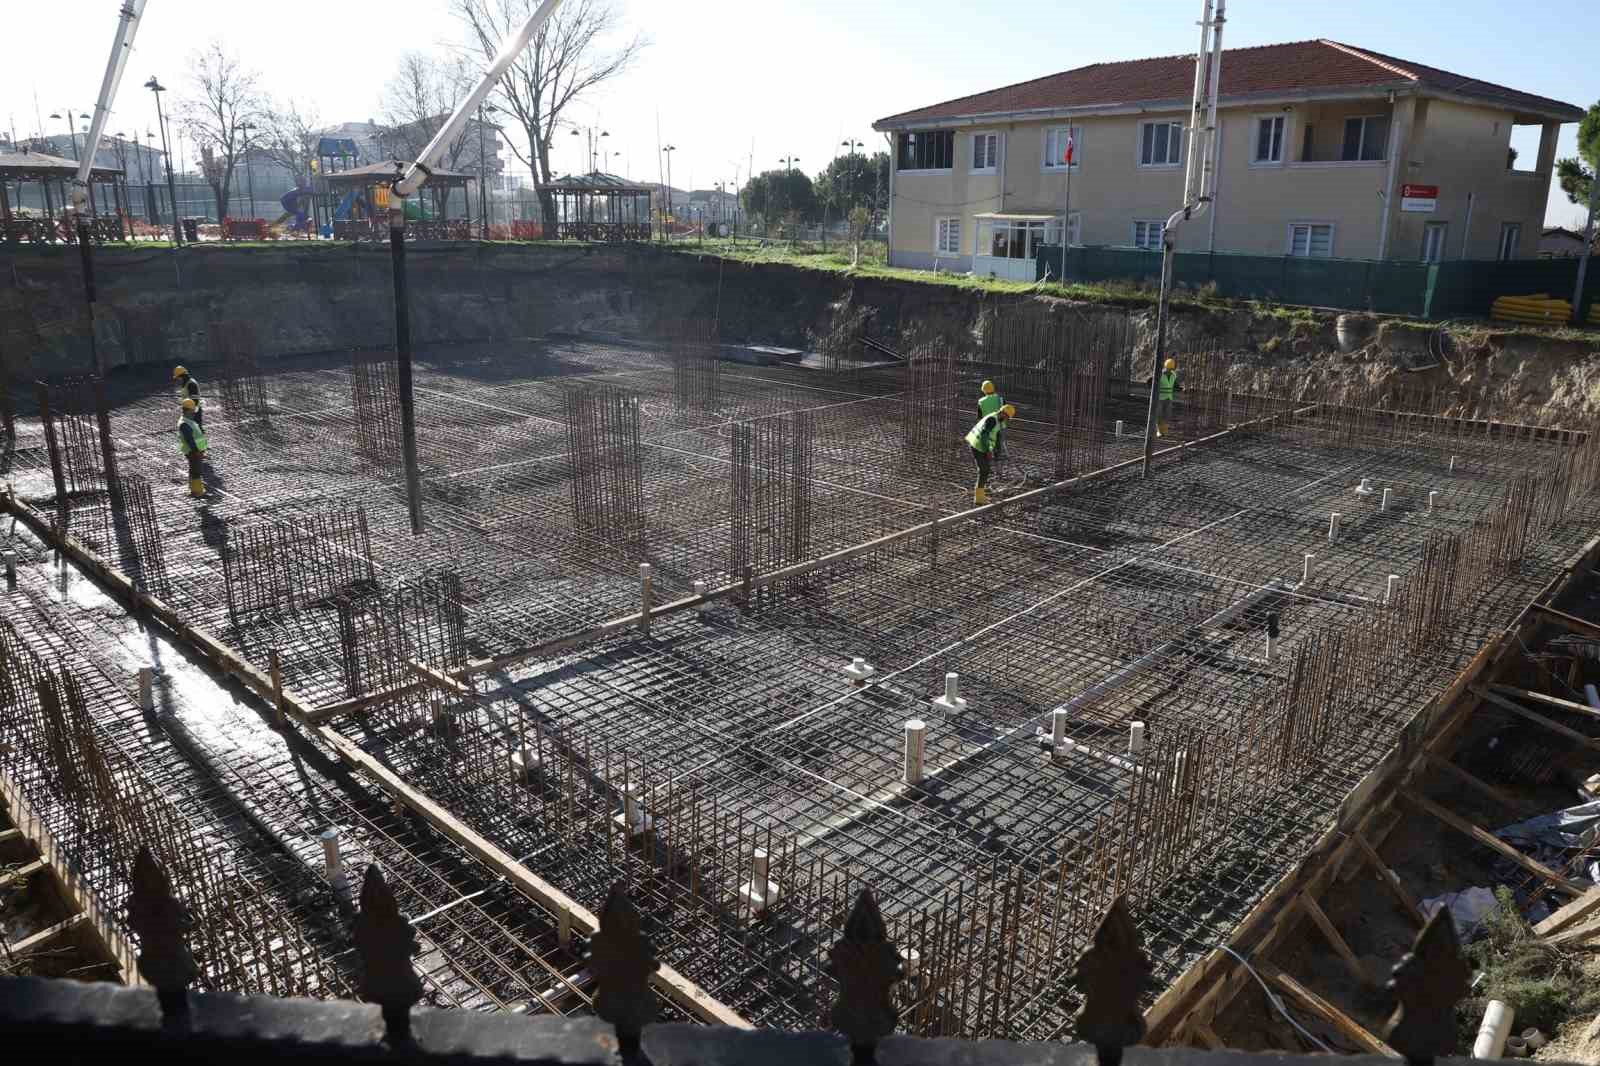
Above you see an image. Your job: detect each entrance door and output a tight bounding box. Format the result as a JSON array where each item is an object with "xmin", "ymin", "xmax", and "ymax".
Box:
[{"xmin": 1421, "ymin": 222, "xmax": 1447, "ymax": 263}]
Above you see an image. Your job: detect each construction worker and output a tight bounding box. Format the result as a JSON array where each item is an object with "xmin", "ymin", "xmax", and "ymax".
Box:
[
  {"xmin": 179, "ymin": 398, "xmax": 208, "ymax": 498},
  {"xmin": 1156, "ymin": 357, "xmax": 1178, "ymax": 438},
  {"xmin": 978, "ymin": 379, "xmax": 1007, "ymax": 460},
  {"xmin": 173, "ymin": 366, "xmax": 203, "ymax": 427},
  {"xmin": 965, "ymin": 403, "xmax": 1015, "ymax": 506}
]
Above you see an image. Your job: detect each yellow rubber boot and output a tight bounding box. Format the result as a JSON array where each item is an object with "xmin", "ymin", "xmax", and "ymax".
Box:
[
  {"xmin": 974, "ymin": 486, "xmax": 988, "ymax": 506},
  {"xmin": 1157, "ymin": 421, "xmax": 1167, "ymax": 438},
  {"xmin": 189, "ymin": 478, "xmax": 206, "ymax": 498}
]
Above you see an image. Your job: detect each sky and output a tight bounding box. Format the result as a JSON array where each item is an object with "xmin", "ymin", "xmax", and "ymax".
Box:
[{"xmin": 3, "ymin": 0, "xmax": 1593, "ymax": 228}]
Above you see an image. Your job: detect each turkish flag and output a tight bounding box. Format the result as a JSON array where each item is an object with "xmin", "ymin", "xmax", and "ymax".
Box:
[{"xmin": 1063, "ymin": 133, "xmax": 1075, "ymax": 165}]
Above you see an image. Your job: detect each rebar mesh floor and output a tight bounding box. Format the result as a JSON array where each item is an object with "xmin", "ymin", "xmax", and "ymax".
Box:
[{"xmin": 3, "ymin": 336, "xmax": 1596, "ymax": 1037}]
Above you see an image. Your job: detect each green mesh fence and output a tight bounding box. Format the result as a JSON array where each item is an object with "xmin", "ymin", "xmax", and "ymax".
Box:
[{"xmin": 1037, "ymin": 245, "xmax": 1599, "ymax": 321}]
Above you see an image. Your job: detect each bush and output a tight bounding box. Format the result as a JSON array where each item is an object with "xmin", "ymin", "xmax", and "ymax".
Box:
[{"xmin": 1456, "ymin": 888, "xmax": 1600, "ymax": 1045}]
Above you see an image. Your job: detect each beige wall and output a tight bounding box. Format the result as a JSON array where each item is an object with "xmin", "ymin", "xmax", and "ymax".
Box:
[{"xmin": 885, "ymin": 93, "xmax": 1559, "ymax": 268}]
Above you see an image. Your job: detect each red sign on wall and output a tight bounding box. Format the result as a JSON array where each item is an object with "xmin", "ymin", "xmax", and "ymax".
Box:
[{"xmin": 1400, "ymin": 184, "xmax": 1439, "ymax": 212}]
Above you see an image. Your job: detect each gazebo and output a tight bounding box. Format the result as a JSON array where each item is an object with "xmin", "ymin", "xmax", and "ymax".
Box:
[
  {"xmin": 322, "ymin": 160, "xmax": 476, "ymax": 241},
  {"xmin": 546, "ymin": 172, "xmax": 653, "ymax": 241},
  {"xmin": 0, "ymin": 148, "xmax": 127, "ymax": 244}
]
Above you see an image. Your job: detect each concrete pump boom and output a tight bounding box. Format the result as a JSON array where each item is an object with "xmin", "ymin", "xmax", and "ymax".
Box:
[{"xmin": 72, "ymin": 0, "xmax": 148, "ymax": 208}]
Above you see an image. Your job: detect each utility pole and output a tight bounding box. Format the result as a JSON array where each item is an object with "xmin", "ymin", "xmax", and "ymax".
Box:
[
  {"xmin": 1574, "ymin": 172, "xmax": 1598, "ymax": 326},
  {"xmin": 1141, "ymin": 0, "xmax": 1225, "ymax": 479},
  {"xmin": 841, "ymin": 138, "xmax": 863, "ymax": 223}
]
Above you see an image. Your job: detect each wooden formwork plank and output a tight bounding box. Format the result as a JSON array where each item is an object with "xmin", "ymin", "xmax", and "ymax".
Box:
[
  {"xmin": 1346, "ymin": 830, "xmax": 1426, "ymax": 928},
  {"xmin": 1422, "ymin": 751, "xmax": 1524, "ymax": 813},
  {"xmin": 1473, "ymin": 686, "xmax": 1600, "ymax": 752},
  {"xmin": 1401, "ymin": 788, "xmax": 1585, "ymax": 897},
  {"xmin": 1258, "ymin": 963, "xmax": 1399, "ymax": 1057},
  {"xmin": 1489, "ymin": 683, "xmax": 1600, "ymax": 723},
  {"xmin": 1297, "ymin": 893, "xmax": 1373, "ymax": 988}
]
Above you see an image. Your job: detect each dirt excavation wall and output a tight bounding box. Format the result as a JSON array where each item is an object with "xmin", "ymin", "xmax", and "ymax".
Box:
[{"xmin": 4, "ymin": 241, "xmax": 1600, "ymax": 424}]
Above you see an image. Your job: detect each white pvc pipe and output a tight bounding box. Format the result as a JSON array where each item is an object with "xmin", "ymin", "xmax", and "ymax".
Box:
[
  {"xmin": 639, "ymin": 563, "xmax": 653, "ymax": 633},
  {"xmin": 1385, "ymin": 574, "xmax": 1400, "ymax": 605},
  {"xmin": 1450, "ymin": 455, "xmax": 1458, "ymax": 472},
  {"xmin": 1129, "ymin": 721, "xmax": 1146, "ymax": 753},
  {"xmin": 1428, "ymin": 490, "xmax": 1438, "ymax": 514},
  {"xmin": 1265, "ymin": 632, "xmax": 1276, "ymax": 662},
  {"xmin": 1473, "ymin": 1000, "xmax": 1514, "ymax": 1059},
  {"xmin": 693, "ymin": 579, "xmax": 708, "ymax": 612},
  {"xmin": 1359, "ymin": 477, "xmax": 1373, "ymax": 494},
  {"xmin": 1302, "ymin": 552, "xmax": 1315, "ymax": 585},
  {"xmin": 751, "ymin": 848, "xmax": 769, "ymax": 885},
  {"xmin": 903, "ymin": 719, "xmax": 926, "ymax": 784},
  {"xmin": 319, "ymin": 828, "xmax": 342, "ymax": 883},
  {"xmin": 1585, "ymin": 683, "xmax": 1599, "ymax": 711},
  {"xmin": 1052, "ymin": 708, "xmax": 1068, "ymax": 746},
  {"xmin": 137, "ymin": 667, "xmax": 154, "ymax": 712},
  {"xmin": 1115, "ymin": 420, "xmax": 1125, "ymax": 437},
  {"xmin": 1381, "ymin": 487, "xmax": 1393, "ymax": 511},
  {"xmin": 944, "ymin": 673, "xmax": 961, "ymax": 703},
  {"xmin": 1329, "ymin": 512, "xmax": 1342, "ymax": 542}
]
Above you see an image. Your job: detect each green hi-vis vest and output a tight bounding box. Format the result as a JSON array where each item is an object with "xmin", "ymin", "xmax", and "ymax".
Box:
[
  {"xmin": 977, "ymin": 392, "xmax": 1003, "ymax": 417},
  {"xmin": 1159, "ymin": 370, "xmax": 1177, "ymax": 401},
  {"xmin": 965, "ymin": 414, "xmax": 1000, "ymax": 454},
  {"xmin": 178, "ymin": 414, "xmax": 208, "ymax": 455}
]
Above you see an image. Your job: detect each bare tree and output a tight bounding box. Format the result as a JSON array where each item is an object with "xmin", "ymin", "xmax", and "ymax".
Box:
[
  {"xmin": 260, "ymin": 97, "xmax": 322, "ymax": 187},
  {"xmin": 379, "ymin": 52, "xmax": 477, "ymax": 169},
  {"xmin": 454, "ymin": 0, "xmax": 645, "ymax": 227},
  {"xmin": 179, "ymin": 41, "xmax": 263, "ymax": 221}
]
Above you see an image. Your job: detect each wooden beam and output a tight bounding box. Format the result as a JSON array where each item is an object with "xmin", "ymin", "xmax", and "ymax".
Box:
[
  {"xmin": 0, "ymin": 827, "xmax": 22, "ymax": 846},
  {"xmin": 1488, "ymin": 683, "xmax": 1600, "ymax": 723},
  {"xmin": 1401, "ymin": 788, "xmax": 1585, "ymax": 897},
  {"xmin": 305, "ymin": 680, "xmax": 428, "ymax": 724},
  {"xmin": 0, "ymin": 771, "xmax": 139, "ymax": 983},
  {"xmin": 1298, "ymin": 893, "xmax": 1374, "ymax": 987},
  {"xmin": 1258, "ymin": 963, "xmax": 1399, "ymax": 1057},
  {"xmin": 1189, "ymin": 1022, "xmax": 1224, "ymax": 1050},
  {"xmin": 1531, "ymin": 602, "xmax": 1600, "ymax": 639},
  {"xmin": 10, "ymin": 913, "xmax": 86, "ymax": 954},
  {"xmin": 1535, "ymin": 887, "xmax": 1600, "ymax": 938},
  {"xmin": 1422, "ymin": 752, "xmax": 1524, "ymax": 812},
  {"xmin": 1346, "ymin": 830, "xmax": 1426, "ymax": 928},
  {"xmin": 0, "ymin": 858, "xmax": 45, "ymax": 891},
  {"xmin": 407, "ymin": 660, "xmax": 470, "ymax": 699},
  {"xmin": 1473, "ymin": 686, "xmax": 1600, "ymax": 752},
  {"xmin": 315, "ymin": 725, "xmax": 750, "ymax": 1029}
]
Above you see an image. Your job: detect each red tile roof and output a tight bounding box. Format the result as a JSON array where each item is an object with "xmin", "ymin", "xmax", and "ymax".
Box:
[{"xmin": 874, "ymin": 40, "xmax": 1581, "ymax": 127}]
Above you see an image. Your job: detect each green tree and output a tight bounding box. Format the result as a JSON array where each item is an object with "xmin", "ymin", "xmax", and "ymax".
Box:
[
  {"xmin": 740, "ymin": 168, "xmax": 818, "ymax": 229},
  {"xmin": 1556, "ymin": 100, "xmax": 1600, "ymax": 205},
  {"xmin": 814, "ymin": 151, "xmax": 889, "ymax": 219}
]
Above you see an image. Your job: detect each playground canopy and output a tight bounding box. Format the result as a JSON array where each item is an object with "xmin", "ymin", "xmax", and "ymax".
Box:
[
  {"xmin": 323, "ymin": 159, "xmax": 476, "ymax": 240},
  {"xmin": 546, "ymin": 172, "xmax": 652, "ymax": 241},
  {"xmin": 0, "ymin": 148, "xmax": 127, "ymax": 244}
]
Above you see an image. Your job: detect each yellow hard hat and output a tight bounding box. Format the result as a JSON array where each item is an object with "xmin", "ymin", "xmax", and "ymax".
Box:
[
  {"xmin": 173, "ymin": 365, "xmax": 188, "ymax": 379},
  {"xmin": 1000, "ymin": 403, "xmax": 1017, "ymax": 419},
  {"xmin": 181, "ymin": 398, "xmax": 197, "ymax": 413},
  {"xmin": 1163, "ymin": 358, "xmax": 1176, "ymax": 371},
  {"xmin": 981, "ymin": 380, "xmax": 996, "ymax": 395}
]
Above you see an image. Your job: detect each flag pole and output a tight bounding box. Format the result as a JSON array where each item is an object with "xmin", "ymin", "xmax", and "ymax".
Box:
[{"xmin": 1059, "ymin": 128, "xmax": 1072, "ymax": 284}]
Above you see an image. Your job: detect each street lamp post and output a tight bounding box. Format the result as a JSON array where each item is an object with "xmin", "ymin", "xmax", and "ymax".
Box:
[
  {"xmin": 841, "ymin": 138, "xmax": 863, "ymax": 233},
  {"xmin": 778, "ymin": 155, "xmax": 799, "ymax": 237},
  {"xmin": 49, "ymin": 110, "xmax": 86, "ymax": 160},
  {"xmin": 661, "ymin": 144, "xmax": 676, "ymax": 241},
  {"xmin": 237, "ymin": 120, "xmax": 257, "ymax": 220},
  {"xmin": 144, "ymin": 77, "xmax": 182, "ymax": 246}
]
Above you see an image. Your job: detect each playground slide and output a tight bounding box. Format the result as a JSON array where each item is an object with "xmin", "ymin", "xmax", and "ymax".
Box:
[{"xmin": 334, "ymin": 190, "xmax": 359, "ymax": 221}]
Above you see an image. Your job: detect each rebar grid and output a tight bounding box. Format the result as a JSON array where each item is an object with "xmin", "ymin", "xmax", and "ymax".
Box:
[{"xmin": 6, "ymin": 336, "xmax": 1600, "ymax": 1039}]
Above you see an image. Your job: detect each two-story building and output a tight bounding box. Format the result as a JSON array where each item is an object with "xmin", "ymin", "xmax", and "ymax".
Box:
[{"xmin": 873, "ymin": 40, "xmax": 1582, "ymax": 280}]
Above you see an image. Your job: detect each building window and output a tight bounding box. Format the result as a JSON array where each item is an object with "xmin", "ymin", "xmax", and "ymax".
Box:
[
  {"xmin": 971, "ymin": 132, "xmax": 999, "ymax": 174},
  {"xmin": 1132, "ymin": 219, "xmax": 1165, "ymax": 250},
  {"xmin": 1046, "ymin": 213, "xmax": 1081, "ymax": 246},
  {"xmin": 1300, "ymin": 123, "xmax": 1316, "ymax": 162},
  {"xmin": 1254, "ymin": 115, "xmax": 1285, "ymax": 164},
  {"xmin": 897, "ymin": 130, "xmax": 954, "ymax": 171},
  {"xmin": 1340, "ymin": 115, "xmax": 1389, "ymax": 162},
  {"xmin": 1497, "ymin": 222, "xmax": 1522, "ymax": 261},
  {"xmin": 1138, "ymin": 121, "xmax": 1183, "ymax": 167},
  {"xmin": 977, "ymin": 218, "xmax": 1050, "ymax": 259},
  {"xmin": 1287, "ymin": 222, "xmax": 1335, "ymax": 257},
  {"xmin": 935, "ymin": 216, "xmax": 961, "ymax": 255},
  {"xmin": 1421, "ymin": 222, "xmax": 1448, "ymax": 263},
  {"xmin": 1043, "ymin": 126, "xmax": 1081, "ymax": 170}
]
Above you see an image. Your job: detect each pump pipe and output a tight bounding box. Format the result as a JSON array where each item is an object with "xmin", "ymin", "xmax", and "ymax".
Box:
[
  {"xmin": 66, "ymin": 0, "xmax": 147, "ymax": 377},
  {"xmin": 1141, "ymin": 0, "xmax": 1225, "ymax": 478},
  {"xmin": 386, "ymin": 0, "xmax": 564, "ymax": 535}
]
